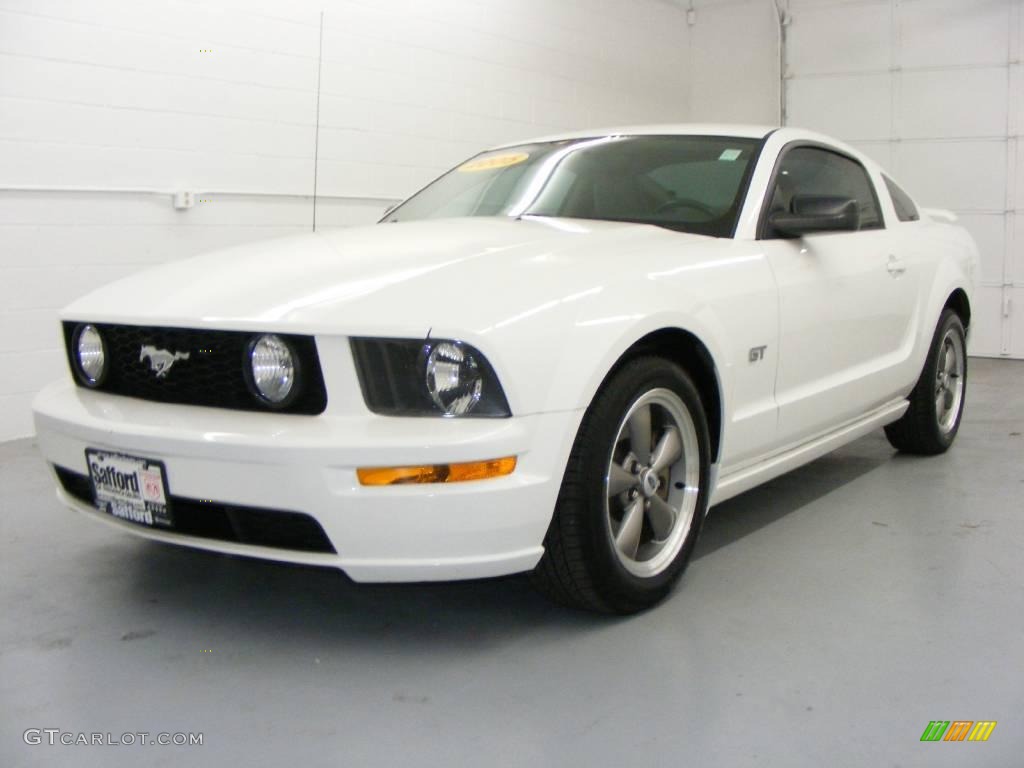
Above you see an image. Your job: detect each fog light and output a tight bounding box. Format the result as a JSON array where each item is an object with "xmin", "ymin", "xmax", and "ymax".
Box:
[
  {"xmin": 75, "ymin": 324, "xmax": 106, "ymax": 386},
  {"xmin": 249, "ymin": 334, "xmax": 296, "ymax": 405},
  {"xmin": 357, "ymin": 456, "xmax": 517, "ymax": 486}
]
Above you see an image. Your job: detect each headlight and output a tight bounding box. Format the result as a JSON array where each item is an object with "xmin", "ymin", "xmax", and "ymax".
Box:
[
  {"xmin": 350, "ymin": 338, "xmax": 510, "ymax": 417},
  {"xmin": 74, "ymin": 324, "xmax": 107, "ymax": 386},
  {"xmin": 248, "ymin": 334, "xmax": 297, "ymax": 405},
  {"xmin": 425, "ymin": 341, "xmax": 483, "ymax": 416}
]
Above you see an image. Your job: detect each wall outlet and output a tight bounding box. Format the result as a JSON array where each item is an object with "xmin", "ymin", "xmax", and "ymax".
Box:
[{"xmin": 173, "ymin": 191, "xmax": 195, "ymax": 210}]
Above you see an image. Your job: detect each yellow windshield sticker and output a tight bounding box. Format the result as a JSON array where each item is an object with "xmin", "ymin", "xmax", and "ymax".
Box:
[{"xmin": 458, "ymin": 152, "xmax": 529, "ymax": 173}]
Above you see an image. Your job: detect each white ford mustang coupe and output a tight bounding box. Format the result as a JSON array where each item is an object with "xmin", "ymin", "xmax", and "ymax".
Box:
[{"xmin": 34, "ymin": 125, "xmax": 977, "ymax": 612}]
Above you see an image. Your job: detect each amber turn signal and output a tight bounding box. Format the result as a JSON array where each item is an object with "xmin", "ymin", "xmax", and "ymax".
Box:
[{"xmin": 357, "ymin": 456, "xmax": 517, "ymax": 486}]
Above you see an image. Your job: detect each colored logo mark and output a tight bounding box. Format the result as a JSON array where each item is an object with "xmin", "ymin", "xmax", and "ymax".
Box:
[{"xmin": 920, "ymin": 721, "xmax": 996, "ymax": 742}]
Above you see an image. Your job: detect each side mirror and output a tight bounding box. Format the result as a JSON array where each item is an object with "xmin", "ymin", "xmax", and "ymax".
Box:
[{"xmin": 768, "ymin": 195, "xmax": 860, "ymax": 237}]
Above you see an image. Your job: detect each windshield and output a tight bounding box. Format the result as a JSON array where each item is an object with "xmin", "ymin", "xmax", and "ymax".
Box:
[{"xmin": 384, "ymin": 135, "xmax": 761, "ymax": 238}]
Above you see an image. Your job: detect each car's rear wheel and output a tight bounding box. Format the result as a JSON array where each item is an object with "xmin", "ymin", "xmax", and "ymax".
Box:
[
  {"xmin": 531, "ymin": 357, "xmax": 711, "ymax": 613},
  {"xmin": 884, "ymin": 309, "xmax": 967, "ymax": 455}
]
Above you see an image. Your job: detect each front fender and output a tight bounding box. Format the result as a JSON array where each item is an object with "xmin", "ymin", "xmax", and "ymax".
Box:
[
  {"xmin": 542, "ymin": 309, "xmax": 730, "ymax": 417},
  {"xmin": 430, "ymin": 242, "xmax": 775, "ymax": 437},
  {"xmin": 430, "ymin": 279, "xmax": 734, "ymax": 419}
]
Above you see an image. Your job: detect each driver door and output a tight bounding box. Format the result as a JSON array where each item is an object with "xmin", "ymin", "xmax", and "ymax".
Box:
[{"xmin": 761, "ymin": 145, "xmax": 919, "ymax": 447}]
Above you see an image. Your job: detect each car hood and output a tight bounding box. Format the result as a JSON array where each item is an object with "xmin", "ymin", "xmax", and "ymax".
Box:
[{"xmin": 62, "ymin": 217, "xmax": 719, "ymax": 336}]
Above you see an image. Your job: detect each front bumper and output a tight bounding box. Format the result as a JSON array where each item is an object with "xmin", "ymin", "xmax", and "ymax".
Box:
[{"xmin": 33, "ymin": 380, "xmax": 582, "ymax": 582}]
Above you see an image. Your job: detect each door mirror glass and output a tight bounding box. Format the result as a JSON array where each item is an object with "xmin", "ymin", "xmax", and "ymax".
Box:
[{"xmin": 767, "ymin": 195, "xmax": 860, "ymax": 237}]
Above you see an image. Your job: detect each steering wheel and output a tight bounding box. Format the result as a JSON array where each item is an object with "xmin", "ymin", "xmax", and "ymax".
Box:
[{"xmin": 653, "ymin": 197, "xmax": 718, "ymax": 217}]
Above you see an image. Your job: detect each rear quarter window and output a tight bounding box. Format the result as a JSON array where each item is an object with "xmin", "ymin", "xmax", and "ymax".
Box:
[{"xmin": 883, "ymin": 175, "xmax": 920, "ymax": 222}]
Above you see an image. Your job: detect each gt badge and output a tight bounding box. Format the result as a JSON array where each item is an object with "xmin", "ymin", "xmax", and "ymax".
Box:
[{"xmin": 749, "ymin": 345, "xmax": 766, "ymax": 363}]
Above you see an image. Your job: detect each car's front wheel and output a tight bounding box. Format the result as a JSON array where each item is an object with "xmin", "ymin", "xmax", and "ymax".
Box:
[{"xmin": 532, "ymin": 357, "xmax": 711, "ymax": 613}]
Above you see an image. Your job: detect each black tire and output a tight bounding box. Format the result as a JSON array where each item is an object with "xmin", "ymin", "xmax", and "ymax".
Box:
[
  {"xmin": 531, "ymin": 357, "xmax": 711, "ymax": 614},
  {"xmin": 884, "ymin": 309, "xmax": 967, "ymax": 455}
]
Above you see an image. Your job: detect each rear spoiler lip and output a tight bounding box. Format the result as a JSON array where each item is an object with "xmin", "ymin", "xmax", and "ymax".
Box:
[{"xmin": 922, "ymin": 207, "xmax": 958, "ymax": 223}]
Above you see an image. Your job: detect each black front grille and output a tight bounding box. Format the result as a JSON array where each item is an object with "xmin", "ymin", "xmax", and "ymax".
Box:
[
  {"xmin": 62, "ymin": 322, "xmax": 327, "ymax": 415},
  {"xmin": 54, "ymin": 466, "xmax": 336, "ymax": 554}
]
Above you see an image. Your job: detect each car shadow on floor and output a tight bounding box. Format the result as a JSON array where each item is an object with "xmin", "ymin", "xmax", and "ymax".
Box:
[
  {"xmin": 114, "ymin": 434, "xmax": 895, "ymax": 642},
  {"xmin": 695, "ymin": 434, "xmax": 894, "ymax": 560}
]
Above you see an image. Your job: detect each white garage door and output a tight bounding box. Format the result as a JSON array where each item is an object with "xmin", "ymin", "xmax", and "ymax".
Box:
[{"xmin": 784, "ymin": 0, "xmax": 1021, "ymax": 358}]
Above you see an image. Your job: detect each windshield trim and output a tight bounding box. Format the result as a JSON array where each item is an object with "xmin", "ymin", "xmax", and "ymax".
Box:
[{"xmin": 728, "ymin": 128, "xmax": 776, "ymax": 238}]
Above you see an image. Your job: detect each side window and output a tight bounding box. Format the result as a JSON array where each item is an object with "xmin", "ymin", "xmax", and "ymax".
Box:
[
  {"xmin": 764, "ymin": 146, "xmax": 883, "ymax": 238},
  {"xmin": 883, "ymin": 175, "xmax": 920, "ymax": 222}
]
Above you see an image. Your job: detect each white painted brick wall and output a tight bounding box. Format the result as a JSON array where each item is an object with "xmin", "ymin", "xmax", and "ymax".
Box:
[{"xmin": 0, "ymin": 0, "xmax": 779, "ymax": 441}]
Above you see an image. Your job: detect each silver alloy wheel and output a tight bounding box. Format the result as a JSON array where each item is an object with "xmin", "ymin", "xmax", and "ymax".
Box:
[
  {"xmin": 604, "ymin": 388, "xmax": 701, "ymax": 578},
  {"xmin": 935, "ymin": 326, "xmax": 965, "ymax": 434}
]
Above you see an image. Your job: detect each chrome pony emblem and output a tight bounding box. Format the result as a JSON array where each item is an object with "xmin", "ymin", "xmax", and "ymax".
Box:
[{"xmin": 139, "ymin": 345, "xmax": 191, "ymax": 378}]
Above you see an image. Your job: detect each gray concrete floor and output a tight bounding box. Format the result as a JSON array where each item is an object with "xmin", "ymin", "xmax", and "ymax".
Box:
[{"xmin": 2, "ymin": 359, "xmax": 1022, "ymax": 768}]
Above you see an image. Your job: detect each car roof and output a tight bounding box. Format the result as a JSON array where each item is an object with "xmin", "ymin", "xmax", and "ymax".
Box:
[
  {"xmin": 490, "ymin": 124, "xmax": 778, "ymax": 149},
  {"xmin": 487, "ymin": 124, "xmax": 883, "ymax": 177}
]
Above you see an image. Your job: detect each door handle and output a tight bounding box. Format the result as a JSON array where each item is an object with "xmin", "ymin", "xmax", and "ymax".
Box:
[{"xmin": 886, "ymin": 255, "xmax": 906, "ymax": 276}]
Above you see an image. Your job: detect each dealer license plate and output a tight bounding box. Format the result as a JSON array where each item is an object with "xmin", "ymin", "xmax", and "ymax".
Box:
[{"xmin": 85, "ymin": 449, "xmax": 174, "ymax": 528}]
